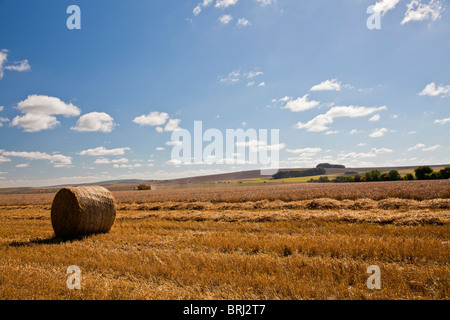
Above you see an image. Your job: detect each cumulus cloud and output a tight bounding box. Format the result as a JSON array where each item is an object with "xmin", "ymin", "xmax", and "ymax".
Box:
[
  {"xmin": 79, "ymin": 146, "xmax": 131, "ymax": 156},
  {"xmin": 281, "ymin": 94, "xmax": 320, "ymax": 113},
  {"xmin": 164, "ymin": 119, "xmax": 181, "ymax": 132},
  {"xmin": 1, "ymin": 150, "xmax": 72, "ymax": 168},
  {"xmin": 165, "ymin": 140, "xmax": 182, "ymax": 146},
  {"xmin": 50, "ymin": 154, "xmax": 73, "ymax": 168},
  {"xmin": 0, "ymin": 155, "xmax": 11, "ymax": 163},
  {"xmin": 286, "ymin": 147, "xmax": 322, "ymax": 156},
  {"xmin": 0, "ymin": 49, "xmax": 30, "ymax": 80},
  {"xmin": 113, "ymin": 164, "xmax": 143, "ymax": 169},
  {"xmin": 254, "ymin": 0, "xmax": 272, "ymax": 5},
  {"xmin": 407, "ymin": 143, "xmax": 440, "ymax": 151},
  {"xmin": 235, "ymin": 140, "xmax": 285, "ymax": 152},
  {"xmin": 4, "ymin": 60, "xmax": 30, "ymax": 72},
  {"xmin": 132, "ymin": 111, "xmax": 169, "ymax": 126},
  {"xmin": 369, "ymin": 127, "xmax": 389, "ymax": 138},
  {"xmin": 94, "ymin": 158, "xmax": 129, "ymax": 164},
  {"xmin": 338, "ymin": 148, "xmax": 393, "ymax": 160},
  {"xmin": 72, "ymin": 112, "xmax": 116, "ymax": 133},
  {"xmin": 219, "ymin": 14, "xmax": 233, "ymax": 24},
  {"xmin": 369, "ymin": 114, "xmax": 381, "ymax": 122},
  {"xmin": 220, "ymin": 68, "xmax": 263, "ymax": 85},
  {"xmin": 310, "ymin": 78, "xmax": 344, "ymax": 91},
  {"xmin": 11, "ymin": 95, "xmax": 80, "ymax": 132},
  {"xmin": 0, "ymin": 117, "xmax": 9, "ymax": 127},
  {"xmin": 372, "ymin": 0, "xmax": 402, "ymax": 16},
  {"xmin": 237, "ymin": 18, "xmax": 251, "ymax": 27},
  {"xmin": 419, "ymin": 82, "xmax": 450, "ymax": 98},
  {"xmin": 434, "ymin": 118, "xmax": 450, "ymax": 125},
  {"xmin": 296, "ymin": 106, "xmax": 387, "ymax": 132},
  {"xmin": 402, "ymin": 0, "xmax": 444, "ymax": 25},
  {"xmin": 215, "ymin": 0, "xmax": 239, "ymax": 8}
]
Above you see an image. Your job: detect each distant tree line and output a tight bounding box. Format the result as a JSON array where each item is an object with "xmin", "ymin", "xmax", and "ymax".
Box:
[
  {"xmin": 272, "ymin": 167, "xmax": 326, "ymax": 179},
  {"xmin": 316, "ymin": 163, "xmax": 346, "ymax": 169},
  {"xmin": 308, "ymin": 166, "xmax": 450, "ymax": 183}
]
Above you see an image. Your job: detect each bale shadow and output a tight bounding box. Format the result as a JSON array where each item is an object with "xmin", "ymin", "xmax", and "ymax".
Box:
[{"xmin": 9, "ymin": 234, "xmax": 93, "ymax": 247}]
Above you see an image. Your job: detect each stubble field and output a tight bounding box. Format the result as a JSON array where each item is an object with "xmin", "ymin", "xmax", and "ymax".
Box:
[{"xmin": 0, "ymin": 180, "xmax": 449, "ymax": 300}]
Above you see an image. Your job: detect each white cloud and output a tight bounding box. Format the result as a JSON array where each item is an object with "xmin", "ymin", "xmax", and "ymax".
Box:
[
  {"xmin": 245, "ymin": 71, "xmax": 263, "ymax": 78},
  {"xmin": 407, "ymin": 143, "xmax": 426, "ymax": 151},
  {"xmin": 16, "ymin": 94, "xmax": 80, "ymax": 117},
  {"xmin": 422, "ymin": 144, "xmax": 440, "ymax": 151},
  {"xmin": 0, "ymin": 49, "xmax": 30, "ymax": 80},
  {"xmin": 1, "ymin": 150, "xmax": 72, "ymax": 168},
  {"xmin": 219, "ymin": 14, "xmax": 233, "ymax": 24},
  {"xmin": 407, "ymin": 143, "xmax": 440, "ymax": 151},
  {"xmin": 193, "ymin": 5, "xmax": 202, "ymax": 15},
  {"xmin": 220, "ymin": 70, "xmax": 240, "ymax": 83},
  {"xmin": 72, "ymin": 112, "xmax": 116, "ymax": 133},
  {"xmin": 286, "ymin": 147, "xmax": 322, "ymax": 156},
  {"xmin": 113, "ymin": 164, "xmax": 143, "ymax": 169},
  {"xmin": 372, "ymin": 0, "xmax": 402, "ymax": 16},
  {"xmin": 310, "ymin": 78, "xmax": 343, "ymax": 91},
  {"xmin": 325, "ymin": 130, "xmax": 339, "ymax": 135},
  {"xmin": 94, "ymin": 158, "xmax": 129, "ymax": 164},
  {"xmin": 402, "ymin": 0, "xmax": 444, "ymax": 25},
  {"xmin": 11, "ymin": 113, "xmax": 59, "ymax": 132},
  {"xmin": 220, "ymin": 69, "xmax": 264, "ymax": 85},
  {"xmin": 0, "ymin": 155, "xmax": 11, "ymax": 163},
  {"xmin": 369, "ymin": 127, "xmax": 389, "ymax": 138},
  {"xmin": 434, "ymin": 118, "xmax": 450, "ymax": 125},
  {"xmin": 258, "ymin": 82, "xmax": 265, "ymax": 87},
  {"xmin": 156, "ymin": 147, "xmax": 165, "ymax": 151},
  {"xmin": 80, "ymin": 146, "xmax": 131, "ymax": 156},
  {"xmin": 419, "ymin": 82, "xmax": 450, "ymax": 98},
  {"xmin": 215, "ymin": 0, "xmax": 239, "ymax": 8},
  {"xmin": 369, "ymin": 114, "xmax": 381, "ymax": 122},
  {"xmin": 164, "ymin": 119, "xmax": 181, "ymax": 132},
  {"xmin": 296, "ymin": 106, "xmax": 387, "ymax": 132},
  {"xmin": 254, "ymin": 0, "xmax": 272, "ymax": 5},
  {"xmin": 0, "ymin": 106, "xmax": 3, "ymax": 112},
  {"xmin": 16, "ymin": 163, "xmax": 29, "ymax": 168},
  {"xmin": 2, "ymin": 151, "xmax": 54, "ymax": 160},
  {"xmin": 350, "ymin": 129, "xmax": 361, "ymax": 134},
  {"xmin": 11, "ymin": 95, "xmax": 80, "ymax": 132},
  {"xmin": 237, "ymin": 18, "xmax": 251, "ymax": 27},
  {"xmin": 4, "ymin": 60, "xmax": 30, "ymax": 72},
  {"xmin": 357, "ymin": 143, "xmax": 367, "ymax": 147},
  {"xmin": 0, "ymin": 117, "xmax": 9, "ymax": 127},
  {"xmin": 235, "ymin": 139, "xmax": 285, "ymax": 152},
  {"xmin": 50, "ymin": 154, "xmax": 73, "ymax": 168},
  {"xmin": 281, "ymin": 94, "xmax": 320, "ymax": 112},
  {"xmin": 165, "ymin": 140, "xmax": 182, "ymax": 146},
  {"xmin": 132, "ymin": 111, "xmax": 169, "ymax": 126},
  {"xmin": 338, "ymin": 148, "xmax": 393, "ymax": 160}
]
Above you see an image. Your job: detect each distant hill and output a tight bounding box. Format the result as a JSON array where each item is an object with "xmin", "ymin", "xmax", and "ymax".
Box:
[{"xmin": 0, "ymin": 164, "xmax": 448, "ymax": 194}]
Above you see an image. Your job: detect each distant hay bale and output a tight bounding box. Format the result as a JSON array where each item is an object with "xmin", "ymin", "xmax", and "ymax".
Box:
[{"xmin": 51, "ymin": 186, "xmax": 116, "ymax": 238}]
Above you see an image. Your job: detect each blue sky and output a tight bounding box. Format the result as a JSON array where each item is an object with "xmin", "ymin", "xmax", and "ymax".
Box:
[{"xmin": 0, "ymin": 0, "xmax": 449, "ymax": 187}]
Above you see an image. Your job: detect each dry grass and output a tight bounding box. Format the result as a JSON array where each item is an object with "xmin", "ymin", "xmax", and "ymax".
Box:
[{"xmin": 0, "ymin": 180, "xmax": 449, "ymax": 300}]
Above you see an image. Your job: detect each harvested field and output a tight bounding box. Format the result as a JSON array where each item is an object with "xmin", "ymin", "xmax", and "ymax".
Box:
[{"xmin": 0, "ymin": 180, "xmax": 448, "ymax": 300}]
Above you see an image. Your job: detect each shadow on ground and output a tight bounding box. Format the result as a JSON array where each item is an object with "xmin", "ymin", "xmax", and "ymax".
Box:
[{"xmin": 8, "ymin": 234, "xmax": 93, "ymax": 247}]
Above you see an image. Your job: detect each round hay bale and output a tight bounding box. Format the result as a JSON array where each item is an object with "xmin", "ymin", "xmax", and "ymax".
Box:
[{"xmin": 51, "ymin": 186, "xmax": 116, "ymax": 238}]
